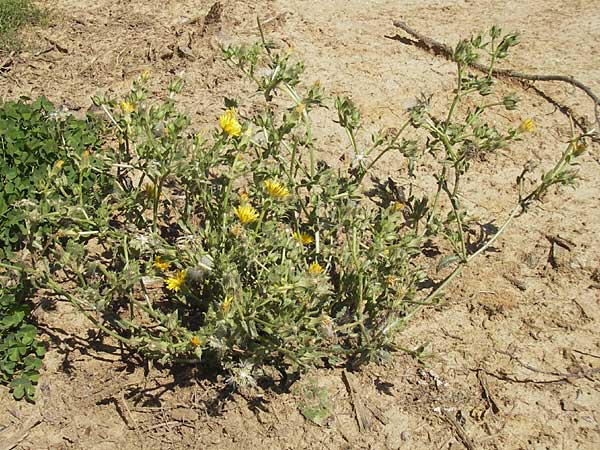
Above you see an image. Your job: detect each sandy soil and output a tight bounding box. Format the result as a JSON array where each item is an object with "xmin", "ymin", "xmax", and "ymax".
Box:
[{"xmin": 1, "ymin": 1, "xmax": 599, "ymax": 449}]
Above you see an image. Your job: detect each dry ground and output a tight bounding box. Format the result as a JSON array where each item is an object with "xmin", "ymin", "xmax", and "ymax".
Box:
[{"xmin": 1, "ymin": 1, "xmax": 599, "ymax": 449}]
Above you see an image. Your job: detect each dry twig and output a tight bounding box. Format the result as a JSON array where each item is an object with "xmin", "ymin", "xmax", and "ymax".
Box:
[
  {"xmin": 476, "ymin": 370, "xmax": 500, "ymax": 414},
  {"xmin": 391, "ymin": 20, "xmax": 600, "ymax": 137},
  {"xmin": 440, "ymin": 410, "xmax": 478, "ymax": 450},
  {"xmin": 342, "ymin": 370, "xmax": 373, "ymax": 432},
  {"xmin": 492, "ymin": 349, "xmax": 600, "ymax": 383}
]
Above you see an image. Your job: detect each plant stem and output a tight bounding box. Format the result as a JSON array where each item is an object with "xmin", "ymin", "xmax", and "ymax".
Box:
[
  {"xmin": 418, "ymin": 201, "xmax": 521, "ymax": 311},
  {"xmin": 362, "ymin": 119, "xmax": 411, "ymax": 175},
  {"xmin": 221, "ymin": 154, "xmax": 240, "ymax": 230},
  {"xmin": 46, "ymin": 279, "xmax": 133, "ymax": 346},
  {"xmin": 445, "ymin": 65, "xmax": 463, "ymax": 130},
  {"xmin": 426, "ymin": 166, "xmax": 447, "ymax": 229}
]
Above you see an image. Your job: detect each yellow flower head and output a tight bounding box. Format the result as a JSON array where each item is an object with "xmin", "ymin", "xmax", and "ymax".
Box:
[
  {"xmin": 573, "ymin": 142, "xmax": 587, "ymax": 157},
  {"xmin": 385, "ymin": 275, "xmax": 397, "ymax": 287},
  {"xmin": 152, "ymin": 256, "xmax": 170, "ymax": 272},
  {"xmin": 120, "ymin": 101, "xmax": 135, "ymax": 114},
  {"xmin": 391, "ymin": 201, "xmax": 404, "ymax": 212},
  {"xmin": 238, "ymin": 191, "xmax": 250, "ymax": 204},
  {"xmin": 190, "ymin": 335, "xmax": 200, "ymax": 347},
  {"xmin": 308, "ymin": 262, "xmax": 324, "ymax": 276},
  {"xmin": 295, "ymin": 102, "xmax": 305, "ymax": 115},
  {"xmin": 320, "ymin": 314, "xmax": 333, "ymax": 328},
  {"xmin": 166, "ymin": 269, "xmax": 187, "ymax": 292},
  {"xmin": 234, "ymin": 204, "xmax": 259, "ymax": 224},
  {"xmin": 54, "ymin": 160, "xmax": 65, "ymax": 171},
  {"xmin": 219, "ymin": 108, "xmax": 242, "ymax": 137},
  {"xmin": 293, "ymin": 231, "xmax": 314, "ymax": 246},
  {"xmin": 221, "ymin": 296, "xmax": 233, "ymax": 314},
  {"xmin": 264, "ymin": 180, "xmax": 289, "ymax": 199},
  {"xmin": 519, "ymin": 118, "xmax": 535, "ymax": 133}
]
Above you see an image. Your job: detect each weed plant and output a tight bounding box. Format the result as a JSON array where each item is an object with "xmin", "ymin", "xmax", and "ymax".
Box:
[
  {"xmin": 2, "ymin": 26, "xmax": 591, "ymax": 391},
  {"xmin": 0, "ymin": 0, "xmax": 44, "ymax": 52}
]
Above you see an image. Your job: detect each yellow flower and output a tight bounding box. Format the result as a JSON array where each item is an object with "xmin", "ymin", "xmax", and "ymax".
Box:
[
  {"xmin": 295, "ymin": 102, "xmax": 305, "ymax": 115},
  {"xmin": 190, "ymin": 335, "xmax": 200, "ymax": 347},
  {"xmin": 219, "ymin": 108, "xmax": 242, "ymax": 137},
  {"xmin": 238, "ymin": 191, "xmax": 250, "ymax": 203},
  {"xmin": 308, "ymin": 262, "xmax": 324, "ymax": 276},
  {"xmin": 221, "ymin": 296, "xmax": 233, "ymax": 314},
  {"xmin": 152, "ymin": 256, "xmax": 170, "ymax": 272},
  {"xmin": 264, "ymin": 180, "xmax": 289, "ymax": 199},
  {"xmin": 293, "ymin": 231, "xmax": 314, "ymax": 246},
  {"xmin": 54, "ymin": 160, "xmax": 65, "ymax": 171},
  {"xmin": 120, "ymin": 101, "xmax": 135, "ymax": 114},
  {"xmin": 391, "ymin": 201, "xmax": 404, "ymax": 212},
  {"xmin": 320, "ymin": 314, "xmax": 333, "ymax": 328},
  {"xmin": 385, "ymin": 275, "xmax": 397, "ymax": 287},
  {"xmin": 166, "ymin": 270, "xmax": 187, "ymax": 292},
  {"xmin": 519, "ymin": 118, "xmax": 535, "ymax": 133},
  {"xmin": 573, "ymin": 142, "xmax": 587, "ymax": 157},
  {"xmin": 234, "ymin": 204, "xmax": 259, "ymax": 224},
  {"xmin": 319, "ymin": 314, "xmax": 335, "ymax": 340}
]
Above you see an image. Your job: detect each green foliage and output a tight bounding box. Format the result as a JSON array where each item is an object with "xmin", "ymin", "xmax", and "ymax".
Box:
[
  {"xmin": 0, "ymin": 283, "xmax": 46, "ymax": 401},
  {"xmin": 0, "ymin": 0, "xmax": 44, "ymax": 51},
  {"xmin": 297, "ymin": 379, "xmax": 332, "ymax": 426},
  {"xmin": 0, "ymin": 97, "xmax": 111, "ymax": 401},
  {"xmin": 7, "ymin": 27, "xmax": 589, "ymax": 388},
  {"xmin": 0, "ymin": 96, "xmax": 108, "ymax": 258}
]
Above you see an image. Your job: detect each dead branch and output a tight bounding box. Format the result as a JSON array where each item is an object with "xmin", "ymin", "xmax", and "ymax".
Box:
[
  {"xmin": 484, "ymin": 371, "xmax": 569, "ymax": 384},
  {"xmin": 496, "ymin": 349, "xmax": 600, "ymax": 380},
  {"xmin": 391, "ymin": 20, "xmax": 600, "ymax": 136}
]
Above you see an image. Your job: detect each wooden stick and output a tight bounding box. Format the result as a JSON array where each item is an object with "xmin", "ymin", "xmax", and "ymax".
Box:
[{"xmin": 440, "ymin": 410, "xmax": 477, "ymax": 450}]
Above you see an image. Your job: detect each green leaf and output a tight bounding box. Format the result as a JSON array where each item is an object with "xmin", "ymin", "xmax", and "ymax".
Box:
[
  {"xmin": 437, "ymin": 254, "xmax": 461, "ymax": 272},
  {"xmin": 0, "ymin": 311, "xmax": 25, "ymax": 330},
  {"xmin": 300, "ymin": 405, "xmax": 331, "ymax": 426},
  {"xmin": 18, "ymin": 324, "xmax": 37, "ymax": 345},
  {"xmin": 9, "ymin": 375, "xmax": 37, "ymax": 401}
]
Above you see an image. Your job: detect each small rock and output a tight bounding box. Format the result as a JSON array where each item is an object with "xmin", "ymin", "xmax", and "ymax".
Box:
[
  {"xmin": 159, "ymin": 46, "xmax": 174, "ymax": 60},
  {"xmin": 177, "ymin": 45, "xmax": 195, "ymax": 60}
]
